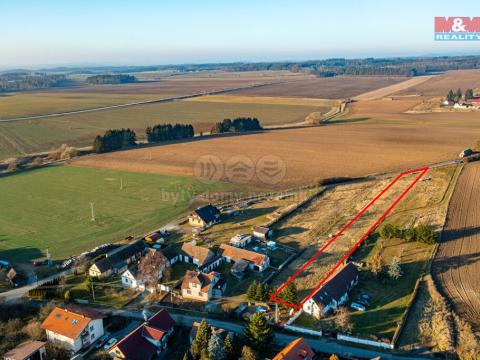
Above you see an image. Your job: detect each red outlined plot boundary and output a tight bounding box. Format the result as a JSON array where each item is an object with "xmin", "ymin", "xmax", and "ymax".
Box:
[{"xmin": 269, "ymin": 167, "xmax": 429, "ymax": 310}]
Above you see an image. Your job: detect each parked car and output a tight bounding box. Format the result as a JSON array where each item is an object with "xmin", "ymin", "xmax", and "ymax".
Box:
[
  {"xmin": 356, "ymin": 298, "xmax": 370, "ymax": 308},
  {"xmin": 360, "ymin": 293, "xmax": 370, "ymax": 300},
  {"xmin": 103, "ymin": 337, "xmax": 117, "ymax": 350},
  {"xmin": 350, "ymin": 302, "xmax": 367, "ymax": 312},
  {"xmin": 95, "ymin": 334, "xmax": 109, "ymax": 349}
]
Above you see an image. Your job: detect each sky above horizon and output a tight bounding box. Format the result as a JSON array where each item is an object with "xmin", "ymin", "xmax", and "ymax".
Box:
[{"xmin": 2, "ymin": 0, "xmax": 480, "ymax": 68}]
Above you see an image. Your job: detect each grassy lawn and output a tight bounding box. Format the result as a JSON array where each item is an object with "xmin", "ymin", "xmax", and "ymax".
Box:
[
  {"xmin": 66, "ymin": 274, "xmax": 137, "ymax": 309},
  {"xmin": 349, "ymin": 236, "xmax": 433, "ymax": 340},
  {"xmin": 0, "ymin": 164, "xmax": 254, "ymax": 263}
]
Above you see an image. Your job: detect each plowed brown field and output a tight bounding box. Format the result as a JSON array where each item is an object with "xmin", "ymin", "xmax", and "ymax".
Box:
[
  {"xmin": 71, "ymin": 120, "xmax": 479, "ymax": 189},
  {"xmin": 432, "ymin": 162, "xmax": 480, "ymax": 329}
]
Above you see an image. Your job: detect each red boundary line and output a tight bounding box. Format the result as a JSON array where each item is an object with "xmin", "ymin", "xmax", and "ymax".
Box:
[{"xmin": 269, "ymin": 167, "xmax": 429, "ymax": 310}]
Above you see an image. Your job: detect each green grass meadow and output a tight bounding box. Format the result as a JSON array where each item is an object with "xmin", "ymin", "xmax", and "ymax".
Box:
[{"xmin": 0, "ymin": 164, "xmax": 252, "ymax": 263}]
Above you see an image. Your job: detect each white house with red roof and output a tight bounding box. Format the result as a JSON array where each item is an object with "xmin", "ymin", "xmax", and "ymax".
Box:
[
  {"xmin": 40, "ymin": 306, "xmax": 105, "ymax": 353},
  {"xmin": 109, "ymin": 309, "xmax": 175, "ymax": 360}
]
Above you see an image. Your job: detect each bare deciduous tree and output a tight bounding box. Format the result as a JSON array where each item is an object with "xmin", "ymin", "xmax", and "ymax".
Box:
[
  {"xmin": 334, "ymin": 307, "xmax": 353, "ymax": 332},
  {"xmin": 138, "ymin": 250, "xmax": 170, "ymax": 291}
]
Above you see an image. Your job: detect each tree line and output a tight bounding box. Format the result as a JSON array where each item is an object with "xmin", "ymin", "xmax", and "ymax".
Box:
[
  {"xmin": 379, "ymin": 223, "xmax": 437, "ymax": 244},
  {"xmin": 0, "ymin": 72, "xmax": 68, "ymax": 92},
  {"xmin": 146, "ymin": 123, "xmax": 194, "ymax": 142},
  {"xmin": 210, "ymin": 117, "xmax": 262, "ymax": 134},
  {"xmin": 446, "ymin": 88, "xmax": 476, "ymax": 103},
  {"xmin": 92, "ymin": 123, "xmax": 195, "ymax": 153},
  {"xmin": 85, "ymin": 74, "xmax": 137, "ymax": 84}
]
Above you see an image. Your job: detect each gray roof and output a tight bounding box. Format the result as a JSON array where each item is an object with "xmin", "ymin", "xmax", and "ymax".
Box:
[
  {"xmin": 193, "ymin": 204, "xmax": 220, "ymax": 223},
  {"xmin": 312, "ymin": 262, "xmax": 358, "ymax": 306},
  {"xmin": 92, "ymin": 240, "xmax": 146, "ymax": 273}
]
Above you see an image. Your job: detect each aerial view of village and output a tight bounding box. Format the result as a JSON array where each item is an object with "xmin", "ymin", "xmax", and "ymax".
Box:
[{"xmin": 0, "ymin": 1, "xmax": 479, "ymax": 360}]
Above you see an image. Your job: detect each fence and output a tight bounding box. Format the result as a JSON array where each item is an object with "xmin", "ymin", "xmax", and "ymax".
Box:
[
  {"xmin": 337, "ymin": 334, "xmax": 394, "ymax": 350},
  {"xmin": 283, "ymin": 324, "xmax": 323, "ymax": 337}
]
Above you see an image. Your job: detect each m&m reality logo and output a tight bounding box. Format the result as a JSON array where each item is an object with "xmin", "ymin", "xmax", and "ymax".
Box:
[{"xmin": 435, "ymin": 17, "xmax": 480, "ymax": 40}]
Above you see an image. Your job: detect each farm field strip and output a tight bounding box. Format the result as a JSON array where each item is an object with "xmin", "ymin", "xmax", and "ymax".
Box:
[
  {"xmin": 352, "ymin": 76, "xmax": 434, "ymax": 100},
  {"xmin": 432, "ymin": 162, "xmax": 480, "ymax": 329},
  {"xmin": 270, "ymin": 167, "xmax": 429, "ymax": 309}
]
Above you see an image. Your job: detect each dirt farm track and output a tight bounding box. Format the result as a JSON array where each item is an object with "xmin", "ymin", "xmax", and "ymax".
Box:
[{"xmin": 432, "ymin": 162, "xmax": 480, "ymax": 329}]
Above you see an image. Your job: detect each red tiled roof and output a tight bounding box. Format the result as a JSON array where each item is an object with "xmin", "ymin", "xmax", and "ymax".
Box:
[
  {"xmin": 273, "ymin": 338, "xmax": 315, "ymax": 360},
  {"xmin": 181, "ymin": 270, "xmax": 218, "ymax": 293},
  {"xmin": 3, "ymin": 341, "xmax": 45, "ymax": 360},
  {"xmin": 219, "ymin": 244, "xmax": 267, "ymax": 267},
  {"xmin": 41, "ymin": 306, "xmax": 103, "ymax": 340},
  {"xmin": 112, "ymin": 310, "xmax": 175, "ymax": 360},
  {"xmin": 181, "ymin": 242, "xmax": 213, "ymax": 265}
]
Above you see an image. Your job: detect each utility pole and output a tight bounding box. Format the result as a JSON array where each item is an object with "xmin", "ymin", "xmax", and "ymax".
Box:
[
  {"xmin": 90, "ymin": 202, "xmax": 95, "ymax": 221},
  {"xmin": 91, "ymin": 282, "xmax": 96, "ymax": 302},
  {"xmin": 275, "ymin": 303, "xmax": 278, "ymax": 324}
]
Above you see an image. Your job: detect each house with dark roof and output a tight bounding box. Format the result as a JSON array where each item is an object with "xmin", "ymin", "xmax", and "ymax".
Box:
[
  {"xmin": 88, "ymin": 240, "xmax": 147, "ymax": 277},
  {"xmin": 41, "ymin": 306, "xmax": 105, "ymax": 353},
  {"xmin": 181, "ymin": 270, "xmax": 226, "ymax": 301},
  {"xmin": 219, "ymin": 244, "xmax": 270, "ymax": 272},
  {"xmin": 272, "ymin": 337, "xmax": 316, "ymax": 360},
  {"xmin": 302, "ymin": 262, "xmax": 358, "ymax": 318},
  {"xmin": 4, "ymin": 341, "xmax": 46, "ymax": 360},
  {"xmin": 188, "ymin": 204, "xmax": 221, "ymax": 228},
  {"xmin": 109, "ymin": 309, "xmax": 175, "ymax": 360}
]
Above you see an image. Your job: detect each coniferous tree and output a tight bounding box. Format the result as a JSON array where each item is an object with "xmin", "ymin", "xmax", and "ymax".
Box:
[
  {"xmin": 241, "ymin": 345, "xmax": 258, "ymax": 360},
  {"xmin": 224, "ymin": 334, "xmax": 235, "ymax": 360},
  {"xmin": 208, "ymin": 332, "xmax": 225, "ymax": 360},
  {"xmin": 243, "ymin": 312, "xmax": 274, "ymax": 353},
  {"xmin": 190, "ymin": 319, "xmax": 211, "ymax": 359}
]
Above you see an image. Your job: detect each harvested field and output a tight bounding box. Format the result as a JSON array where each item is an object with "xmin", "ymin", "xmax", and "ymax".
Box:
[
  {"xmin": 393, "ymin": 69, "xmax": 480, "ymax": 96},
  {"xmin": 0, "ymin": 99, "xmax": 320, "ymax": 160},
  {"xmin": 229, "ymin": 76, "xmax": 408, "ymax": 99},
  {"xmin": 72, "ymin": 121, "xmax": 480, "ymax": 189},
  {"xmin": 432, "ymin": 162, "xmax": 480, "ymax": 329},
  {"xmin": 344, "ymin": 97, "xmax": 480, "ymax": 123},
  {"xmin": 352, "ymin": 76, "xmax": 434, "ymax": 101}
]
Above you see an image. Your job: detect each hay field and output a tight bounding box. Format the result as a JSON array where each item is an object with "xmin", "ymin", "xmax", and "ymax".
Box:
[
  {"xmin": 352, "ymin": 76, "xmax": 434, "ymax": 101},
  {"xmin": 393, "ymin": 69, "xmax": 480, "ymax": 96},
  {"xmin": 0, "ymin": 164, "xmax": 252, "ymax": 263},
  {"xmin": 71, "ymin": 120, "xmax": 479, "ymax": 189},
  {"xmin": 0, "ymin": 99, "xmax": 321, "ymax": 160},
  {"xmin": 276, "ymin": 165, "xmax": 456, "ymax": 339},
  {"xmin": 229, "ymin": 76, "xmax": 409, "ymax": 99}
]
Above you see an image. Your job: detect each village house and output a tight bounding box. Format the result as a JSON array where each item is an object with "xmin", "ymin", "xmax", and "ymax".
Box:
[
  {"xmin": 253, "ymin": 225, "xmax": 273, "ymax": 240},
  {"xmin": 188, "ymin": 204, "xmax": 221, "ymax": 228},
  {"xmin": 188, "ymin": 321, "xmax": 234, "ymax": 343},
  {"xmin": 219, "ymin": 244, "xmax": 270, "ymax": 272},
  {"xmin": 302, "ymin": 262, "xmax": 358, "ymax": 318},
  {"xmin": 88, "ymin": 240, "xmax": 147, "ymax": 278},
  {"xmin": 41, "ymin": 306, "xmax": 105, "ymax": 353},
  {"xmin": 180, "ymin": 241, "xmax": 215, "ymax": 267},
  {"xmin": 162, "ymin": 247, "xmax": 179, "ymax": 265},
  {"xmin": 4, "ymin": 341, "xmax": 46, "ymax": 360},
  {"xmin": 109, "ymin": 309, "xmax": 175, "ymax": 360},
  {"xmin": 181, "ymin": 270, "xmax": 226, "ymax": 301},
  {"xmin": 272, "ymin": 337, "xmax": 316, "ymax": 360},
  {"xmin": 230, "ymin": 233, "xmax": 253, "ymax": 248}
]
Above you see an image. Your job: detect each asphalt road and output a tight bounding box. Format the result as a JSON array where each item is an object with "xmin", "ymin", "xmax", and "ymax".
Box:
[{"xmin": 111, "ymin": 309, "xmax": 431, "ymax": 360}]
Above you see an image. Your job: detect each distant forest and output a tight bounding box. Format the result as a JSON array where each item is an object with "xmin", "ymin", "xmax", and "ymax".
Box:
[
  {"xmin": 85, "ymin": 74, "xmax": 137, "ymax": 84},
  {"xmin": 34, "ymin": 55, "xmax": 480, "ymax": 78},
  {"xmin": 0, "ymin": 72, "xmax": 68, "ymax": 92}
]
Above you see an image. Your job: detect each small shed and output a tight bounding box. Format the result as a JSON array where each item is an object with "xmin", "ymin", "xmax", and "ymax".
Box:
[
  {"xmin": 231, "ymin": 259, "xmax": 250, "ymax": 279},
  {"xmin": 253, "ymin": 226, "xmax": 273, "ymax": 240}
]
